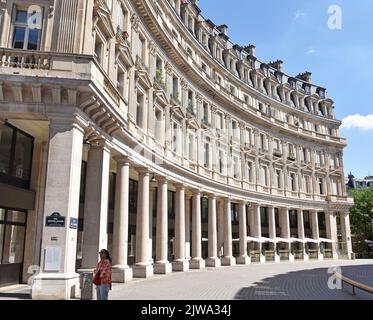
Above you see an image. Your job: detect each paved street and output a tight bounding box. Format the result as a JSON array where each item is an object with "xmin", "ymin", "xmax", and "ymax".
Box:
[
  {"xmin": 110, "ymin": 260, "xmax": 373, "ymax": 300},
  {"xmin": 0, "ymin": 260, "xmax": 372, "ymax": 300}
]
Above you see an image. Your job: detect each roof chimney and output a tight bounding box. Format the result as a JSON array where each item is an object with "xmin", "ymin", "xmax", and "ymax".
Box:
[
  {"xmin": 217, "ymin": 24, "xmax": 228, "ymax": 36},
  {"xmin": 296, "ymin": 72, "xmax": 312, "ymax": 82}
]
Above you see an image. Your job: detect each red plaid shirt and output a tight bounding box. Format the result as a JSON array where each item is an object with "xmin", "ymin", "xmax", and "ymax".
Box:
[{"xmin": 95, "ymin": 259, "xmax": 112, "ymax": 289}]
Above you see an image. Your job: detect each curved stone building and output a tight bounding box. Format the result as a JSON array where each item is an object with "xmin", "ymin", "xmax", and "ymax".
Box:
[{"xmin": 0, "ymin": 0, "xmax": 353, "ymax": 299}]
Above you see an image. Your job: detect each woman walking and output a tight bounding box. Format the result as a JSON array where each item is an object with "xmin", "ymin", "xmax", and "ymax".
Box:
[{"xmin": 93, "ymin": 249, "xmax": 112, "ymax": 300}]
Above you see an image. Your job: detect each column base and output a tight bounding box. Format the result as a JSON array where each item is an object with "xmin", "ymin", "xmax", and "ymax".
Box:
[
  {"xmin": 206, "ymin": 257, "xmax": 221, "ymax": 268},
  {"xmin": 332, "ymin": 252, "xmax": 339, "ymax": 260},
  {"xmin": 154, "ymin": 262, "xmax": 172, "ymax": 274},
  {"xmin": 172, "ymin": 260, "xmax": 189, "ymax": 272},
  {"xmin": 112, "ymin": 266, "xmax": 133, "ymax": 283},
  {"xmin": 221, "ymin": 256, "xmax": 236, "ymax": 266},
  {"xmin": 303, "ymin": 253, "xmax": 309, "ymax": 261},
  {"xmin": 236, "ymin": 255, "xmax": 251, "ymax": 265},
  {"xmin": 259, "ymin": 254, "xmax": 266, "ymax": 264},
  {"xmin": 189, "ymin": 259, "xmax": 206, "ymax": 269},
  {"xmin": 318, "ymin": 254, "xmax": 324, "ymax": 261},
  {"xmin": 32, "ymin": 273, "xmax": 80, "ymax": 300},
  {"xmin": 132, "ymin": 264, "xmax": 154, "ymax": 278},
  {"xmin": 274, "ymin": 254, "xmax": 281, "ymax": 263},
  {"xmin": 289, "ymin": 254, "xmax": 295, "ymax": 262}
]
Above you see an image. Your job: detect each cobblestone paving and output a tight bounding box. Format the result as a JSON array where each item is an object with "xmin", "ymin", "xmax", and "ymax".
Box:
[{"xmin": 109, "ymin": 260, "xmax": 373, "ymax": 300}]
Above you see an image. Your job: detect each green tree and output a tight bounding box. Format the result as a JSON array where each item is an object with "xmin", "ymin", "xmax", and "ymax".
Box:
[{"xmin": 349, "ymin": 187, "xmax": 373, "ymax": 241}]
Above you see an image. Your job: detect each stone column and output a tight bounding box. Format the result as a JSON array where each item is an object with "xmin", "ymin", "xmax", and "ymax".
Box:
[
  {"xmin": 32, "ymin": 118, "xmax": 84, "ymax": 300},
  {"xmin": 297, "ymin": 209, "xmax": 309, "ymax": 261},
  {"xmin": 217, "ymin": 200, "xmax": 224, "ymax": 258},
  {"xmin": 237, "ymin": 201, "xmax": 250, "ymax": 264},
  {"xmin": 185, "ymin": 195, "xmax": 191, "ymax": 260},
  {"xmin": 281, "ymin": 208, "xmax": 294, "ymax": 262},
  {"xmin": 190, "ymin": 191, "xmax": 205, "ymax": 269},
  {"xmin": 112, "ymin": 157, "xmax": 133, "ymax": 282},
  {"xmin": 81, "ymin": 142, "xmax": 111, "ymax": 270},
  {"xmin": 172, "ymin": 185, "xmax": 189, "ymax": 271},
  {"xmin": 252, "ymin": 204, "xmax": 265, "ymax": 263},
  {"xmin": 221, "ymin": 198, "xmax": 235, "ymax": 266},
  {"xmin": 340, "ymin": 212, "xmax": 353, "ymax": 259},
  {"xmin": 310, "ymin": 210, "xmax": 323, "ymax": 260},
  {"xmin": 133, "ymin": 169, "xmax": 153, "ymax": 278},
  {"xmin": 154, "ymin": 178, "xmax": 172, "ymax": 274},
  {"xmin": 325, "ymin": 211, "xmax": 339, "ymax": 260},
  {"xmin": 206, "ymin": 194, "xmax": 221, "ymax": 267},
  {"xmin": 268, "ymin": 206, "xmax": 280, "ymax": 262}
]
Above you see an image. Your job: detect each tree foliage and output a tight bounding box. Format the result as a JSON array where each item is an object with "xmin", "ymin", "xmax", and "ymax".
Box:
[{"xmin": 349, "ymin": 187, "xmax": 373, "ymax": 240}]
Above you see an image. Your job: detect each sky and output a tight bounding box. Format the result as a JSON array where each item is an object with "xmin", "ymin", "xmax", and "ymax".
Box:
[{"xmin": 199, "ymin": 0, "xmax": 373, "ymax": 179}]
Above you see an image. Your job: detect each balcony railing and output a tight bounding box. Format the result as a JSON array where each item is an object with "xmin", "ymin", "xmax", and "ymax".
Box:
[{"xmin": 0, "ymin": 49, "xmax": 51, "ymax": 70}]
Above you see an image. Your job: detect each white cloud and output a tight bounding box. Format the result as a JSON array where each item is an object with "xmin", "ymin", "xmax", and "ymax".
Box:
[
  {"xmin": 341, "ymin": 114, "xmax": 373, "ymax": 130},
  {"xmin": 294, "ymin": 10, "xmax": 306, "ymax": 20},
  {"xmin": 306, "ymin": 48, "xmax": 316, "ymax": 55}
]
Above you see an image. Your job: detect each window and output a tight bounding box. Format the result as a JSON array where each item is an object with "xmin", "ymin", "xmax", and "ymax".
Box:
[
  {"xmin": 304, "ymin": 175, "xmax": 311, "ymax": 194},
  {"xmin": 218, "ymin": 149, "xmax": 225, "ymax": 174},
  {"xmin": 0, "ymin": 124, "xmax": 34, "ymax": 189},
  {"xmin": 138, "ymin": 34, "xmax": 146, "ymax": 61},
  {"xmin": 201, "ymin": 197, "xmax": 208, "ymax": 223},
  {"xmin": 79, "ymin": 161, "xmax": 87, "ymax": 203},
  {"xmin": 231, "ymin": 203, "xmax": 239, "ymax": 223},
  {"xmin": 136, "ymin": 92, "xmax": 144, "ymax": 128},
  {"xmin": 172, "ymin": 121, "xmax": 181, "ymax": 154},
  {"xmin": 12, "ymin": 6, "xmax": 43, "ymax": 50},
  {"xmin": 108, "ymin": 173, "xmax": 116, "ymax": 210},
  {"xmin": 290, "ymin": 173, "xmax": 296, "ymax": 191},
  {"xmin": 276, "ymin": 170, "xmax": 281, "ymax": 189},
  {"xmin": 303, "ymin": 211, "xmax": 311, "ymax": 229},
  {"xmin": 203, "ymin": 102, "xmax": 209, "ymax": 124},
  {"xmin": 187, "ymin": 132, "xmax": 195, "ymax": 161},
  {"xmin": 204, "ymin": 138, "xmax": 210, "ymax": 168},
  {"xmin": 216, "ymin": 112, "xmax": 223, "ymax": 130},
  {"xmin": 0, "ymin": 209, "xmax": 27, "ymax": 266},
  {"xmin": 117, "ymin": 3, "xmax": 128, "ymax": 32},
  {"xmin": 129, "ymin": 179, "xmax": 138, "ymax": 214},
  {"xmin": 261, "ymin": 166, "xmax": 268, "ymax": 186},
  {"xmin": 232, "ymin": 156, "xmax": 239, "ymax": 179},
  {"xmin": 155, "ymin": 109, "xmax": 163, "ymax": 142},
  {"xmin": 260, "ymin": 207, "xmax": 268, "ymax": 227},
  {"xmin": 247, "ymin": 162, "xmax": 253, "ymax": 183},
  {"xmin": 260, "ymin": 134, "xmax": 265, "ymax": 151},
  {"xmin": 116, "ymin": 65, "xmax": 127, "ymax": 99},
  {"xmin": 318, "ymin": 212, "xmax": 326, "ymax": 229},
  {"xmin": 318, "ymin": 178, "xmax": 324, "ymax": 195},
  {"xmin": 172, "ymin": 76, "xmax": 179, "ymax": 100},
  {"xmin": 289, "ymin": 210, "xmax": 298, "ymax": 229},
  {"xmin": 94, "ymin": 33, "xmax": 104, "ymax": 65},
  {"xmin": 187, "ymin": 90, "xmax": 194, "ymax": 111},
  {"xmin": 232, "ymin": 120, "xmax": 239, "ymax": 139}
]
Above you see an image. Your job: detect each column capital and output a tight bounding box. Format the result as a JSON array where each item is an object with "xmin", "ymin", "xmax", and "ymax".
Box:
[
  {"xmin": 136, "ymin": 167, "xmax": 151, "ymax": 176},
  {"xmin": 175, "ymin": 183, "xmax": 186, "ymax": 191},
  {"xmin": 113, "ymin": 155, "xmax": 131, "ymax": 164},
  {"xmin": 155, "ymin": 174, "xmax": 168, "ymax": 184}
]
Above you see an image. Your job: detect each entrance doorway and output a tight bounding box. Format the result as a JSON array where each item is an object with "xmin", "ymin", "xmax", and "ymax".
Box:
[{"xmin": 0, "ymin": 208, "xmax": 27, "ymax": 287}]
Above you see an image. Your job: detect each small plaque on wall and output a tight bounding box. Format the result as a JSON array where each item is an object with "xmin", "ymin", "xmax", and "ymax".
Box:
[
  {"xmin": 45, "ymin": 212, "xmax": 65, "ymax": 227},
  {"xmin": 44, "ymin": 247, "xmax": 61, "ymax": 272}
]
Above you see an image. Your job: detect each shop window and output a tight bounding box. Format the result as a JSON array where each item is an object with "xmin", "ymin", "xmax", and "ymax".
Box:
[
  {"xmin": 0, "ymin": 209, "xmax": 27, "ymax": 266},
  {"xmin": 0, "ymin": 123, "xmax": 34, "ymax": 189}
]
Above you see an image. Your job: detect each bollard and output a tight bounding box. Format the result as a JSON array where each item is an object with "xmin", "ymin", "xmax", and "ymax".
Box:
[{"xmin": 79, "ymin": 272, "xmax": 93, "ymax": 300}]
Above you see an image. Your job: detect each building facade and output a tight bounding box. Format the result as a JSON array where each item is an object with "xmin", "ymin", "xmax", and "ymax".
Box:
[{"xmin": 0, "ymin": 0, "xmax": 353, "ymax": 299}]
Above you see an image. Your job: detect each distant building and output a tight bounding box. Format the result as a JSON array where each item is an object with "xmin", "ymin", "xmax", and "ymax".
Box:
[{"xmin": 346, "ymin": 173, "xmax": 373, "ymax": 189}]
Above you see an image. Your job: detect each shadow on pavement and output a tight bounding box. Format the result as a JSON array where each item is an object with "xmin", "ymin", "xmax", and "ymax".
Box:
[{"xmin": 234, "ymin": 264, "xmax": 373, "ymax": 300}]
